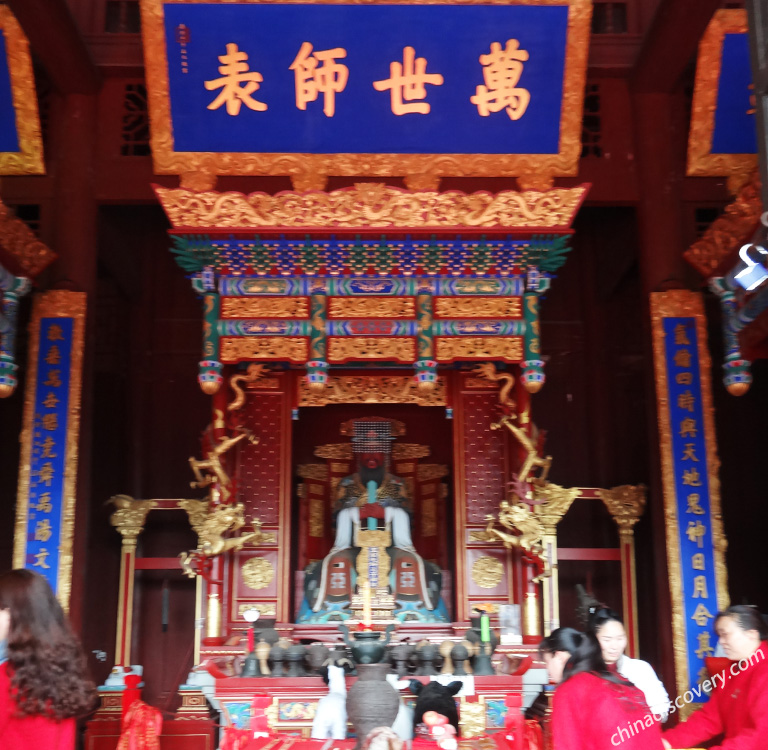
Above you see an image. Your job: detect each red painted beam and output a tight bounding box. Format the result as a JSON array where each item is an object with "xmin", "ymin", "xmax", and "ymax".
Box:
[
  {"xmin": 134, "ymin": 558, "xmax": 183, "ymax": 570},
  {"xmin": 6, "ymin": 0, "xmax": 99, "ymax": 95},
  {"xmin": 557, "ymin": 548, "xmax": 622, "ymax": 561},
  {"xmin": 632, "ymin": 0, "xmax": 722, "ymax": 94}
]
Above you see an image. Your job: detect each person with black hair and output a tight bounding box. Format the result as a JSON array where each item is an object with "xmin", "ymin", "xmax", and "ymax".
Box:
[
  {"xmin": 540, "ymin": 627, "xmax": 664, "ymax": 749},
  {"xmin": 662, "ymin": 605, "xmax": 768, "ymax": 750},
  {"xmin": 588, "ymin": 606, "xmax": 671, "ymax": 720},
  {"xmin": 0, "ymin": 569, "xmax": 96, "ymax": 749}
]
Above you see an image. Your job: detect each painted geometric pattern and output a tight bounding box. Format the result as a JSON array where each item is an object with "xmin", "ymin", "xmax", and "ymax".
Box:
[
  {"xmin": 238, "ymin": 391, "xmax": 285, "ymax": 523},
  {"xmin": 463, "ymin": 392, "xmax": 506, "ymax": 523}
]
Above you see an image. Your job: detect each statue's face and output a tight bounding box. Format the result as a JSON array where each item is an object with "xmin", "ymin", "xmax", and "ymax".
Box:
[{"xmin": 359, "ymin": 449, "xmax": 385, "ymax": 470}]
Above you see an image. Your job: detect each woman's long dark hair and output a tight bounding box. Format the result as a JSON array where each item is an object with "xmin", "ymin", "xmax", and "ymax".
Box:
[
  {"xmin": 0, "ymin": 569, "xmax": 96, "ymax": 719},
  {"xmin": 539, "ymin": 627, "xmax": 628, "ymax": 687}
]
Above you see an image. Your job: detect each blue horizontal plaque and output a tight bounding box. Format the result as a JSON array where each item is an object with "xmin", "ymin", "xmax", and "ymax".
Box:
[
  {"xmin": 162, "ymin": 3, "xmax": 569, "ymax": 155},
  {"xmin": 711, "ymin": 33, "xmax": 755, "ymax": 155}
]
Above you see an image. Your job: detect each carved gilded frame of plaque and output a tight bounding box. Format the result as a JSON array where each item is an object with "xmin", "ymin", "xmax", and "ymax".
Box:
[
  {"xmin": 0, "ymin": 7, "xmax": 44, "ymax": 175},
  {"xmin": 140, "ymin": 0, "xmax": 592, "ymax": 188},
  {"xmin": 687, "ymin": 9, "xmax": 755, "ymax": 181}
]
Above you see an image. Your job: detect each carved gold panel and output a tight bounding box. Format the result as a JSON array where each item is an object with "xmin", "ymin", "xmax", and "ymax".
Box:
[
  {"xmin": 328, "ymin": 297, "xmax": 415, "ymax": 318},
  {"xmin": 434, "ymin": 297, "xmax": 521, "ymax": 318},
  {"xmin": 394, "ymin": 444, "xmax": 430, "ymax": 460},
  {"xmin": 221, "ymin": 297, "xmax": 309, "ymax": 318},
  {"xmin": 471, "ymin": 556, "xmax": 504, "ymax": 589},
  {"xmin": 155, "ymin": 183, "xmax": 589, "ymax": 229},
  {"xmin": 328, "ymin": 337, "xmax": 414, "ymax": 363},
  {"xmin": 297, "ymin": 463, "xmax": 328, "ymax": 481},
  {"xmin": 299, "ymin": 375, "xmax": 447, "ymax": 406},
  {"xmin": 309, "ymin": 498, "xmax": 324, "ymax": 537},
  {"xmin": 220, "ymin": 337, "xmax": 307, "ymax": 362},
  {"xmin": 241, "ymin": 557, "xmax": 275, "ymax": 590},
  {"xmin": 435, "ymin": 336, "xmax": 523, "ymax": 361},
  {"xmin": 238, "ymin": 603, "xmax": 277, "ymax": 618}
]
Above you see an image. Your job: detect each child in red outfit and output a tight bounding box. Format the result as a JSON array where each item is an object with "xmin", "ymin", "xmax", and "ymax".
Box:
[{"xmin": 0, "ymin": 569, "xmax": 96, "ymax": 750}]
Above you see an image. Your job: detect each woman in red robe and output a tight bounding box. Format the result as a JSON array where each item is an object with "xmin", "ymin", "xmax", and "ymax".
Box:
[
  {"xmin": 662, "ymin": 605, "xmax": 768, "ymax": 750},
  {"xmin": 0, "ymin": 569, "xmax": 96, "ymax": 749},
  {"xmin": 540, "ymin": 627, "xmax": 664, "ymax": 750}
]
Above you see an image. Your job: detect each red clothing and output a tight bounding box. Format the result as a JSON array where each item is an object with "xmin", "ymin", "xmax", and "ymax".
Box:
[
  {"xmin": 0, "ymin": 661, "xmax": 75, "ymax": 750},
  {"xmin": 552, "ymin": 672, "xmax": 664, "ymax": 750},
  {"xmin": 663, "ymin": 643, "xmax": 768, "ymax": 750}
]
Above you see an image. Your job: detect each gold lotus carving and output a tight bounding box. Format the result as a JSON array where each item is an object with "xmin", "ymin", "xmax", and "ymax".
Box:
[
  {"xmin": 434, "ymin": 297, "xmax": 521, "ymax": 318},
  {"xmin": 395, "ymin": 463, "xmax": 415, "ymax": 474},
  {"xmin": 108, "ymin": 495, "xmax": 157, "ymax": 545},
  {"xmin": 531, "ymin": 481, "xmax": 581, "ymax": 534},
  {"xmin": 328, "ymin": 297, "xmax": 415, "ymax": 318},
  {"xmin": 687, "ymin": 10, "xmax": 755, "ymax": 183},
  {"xmin": 328, "ymin": 337, "xmax": 414, "ymax": 363},
  {"xmin": 220, "ymin": 337, "xmax": 307, "ymax": 362},
  {"xmin": 298, "ymin": 375, "xmax": 447, "ymax": 406},
  {"xmin": 0, "ymin": 8, "xmax": 44, "ymax": 175},
  {"xmin": 471, "ymin": 556, "xmax": 504, "ymax": 589},
  {"xmin": 435, "ymin": 336, "xmax": 523, "ymax": 361},
  {"xmin": 597, "ymin": 484, "xmax": 647, "ymax": 535},
  {"xmin": 221, "ymin": 297, "xmax": 309, "ymax": 318},
  {"xmin": 241, "ymin": 557, "xmax": 275, "ymax": 591},
  {"xmin": 154, "ymin": 184, "xmax": 588, "ymax": 229}
]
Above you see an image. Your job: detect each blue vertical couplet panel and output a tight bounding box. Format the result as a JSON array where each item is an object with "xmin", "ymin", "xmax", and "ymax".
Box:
[
  {"xmin": 24, "ymin": 317, "xmax": 74, "ymax": 594},
  {"xmin": 0, "ymin": 31, "xmax": 20, "ymax": 152},
  {"xmin": 162, "ymin": 3, "xmax": 569, "ymax": 154},
  {"xmin": 711, "ymin": 33, "xmax": 756, "ymax": 155},
  {"xmin": 663, "ymin": 317, "xmax": 721, "ymax": 699}
]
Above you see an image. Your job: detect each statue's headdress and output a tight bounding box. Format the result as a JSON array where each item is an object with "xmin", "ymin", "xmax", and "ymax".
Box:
[{"xmin": 351, "ymin": 419, "xmax": 395, "ymax": 454}]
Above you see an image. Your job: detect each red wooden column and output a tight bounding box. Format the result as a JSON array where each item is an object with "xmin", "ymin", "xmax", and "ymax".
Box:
[
  {"xmin": 44, "ymin": 92, "xmax": 98, "ymax": 632},
  {"xmin": 628, "ymin": 0, "xmax": 725, "ymax": 684}
]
